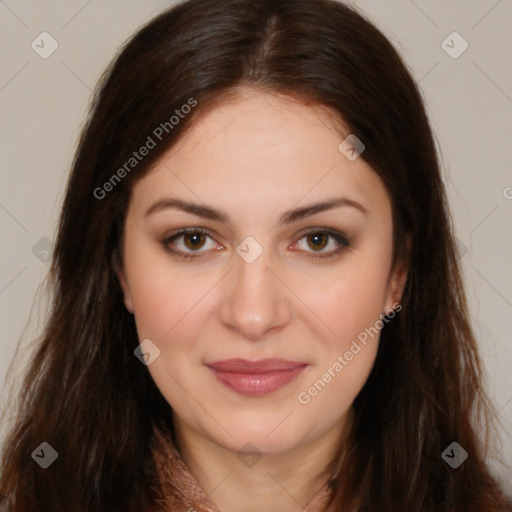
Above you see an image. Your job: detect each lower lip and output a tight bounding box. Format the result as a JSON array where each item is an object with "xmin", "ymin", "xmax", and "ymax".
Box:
[{"xmin": 208, "ymin": 366, "xmax": 307, "ymax": 396}]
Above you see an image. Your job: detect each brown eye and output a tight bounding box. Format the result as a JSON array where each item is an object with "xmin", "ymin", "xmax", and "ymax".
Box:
[
  {"xmin": 306, "ymin": 232, "xmax": 329, "ymax": 251},
  {"xmin": 162, "ymin": 228, "xmax": 220, "ymax": 260},
  {"xmin": 183, "ymin": 232, "xmax": 207, "ymax": 250},
  {"xmin": 294, "ymin": 229, "xmax": 350, "ymax": 260}
]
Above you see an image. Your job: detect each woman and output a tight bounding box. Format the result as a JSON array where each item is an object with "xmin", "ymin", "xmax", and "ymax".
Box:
[{"xmin": 0, "ymin": 0, "xmax": 510, "ymax": 510}]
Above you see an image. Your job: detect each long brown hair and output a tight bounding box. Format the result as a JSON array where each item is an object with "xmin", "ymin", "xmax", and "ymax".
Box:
[{"xmin": 1, "ymin": 0, "xmax": 510, "ymax": 510}]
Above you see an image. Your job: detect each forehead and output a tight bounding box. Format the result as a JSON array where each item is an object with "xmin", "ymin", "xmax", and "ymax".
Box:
[
  {"xmin": 128, "ymin": 89, "xmax": 390, "ymax": 220},
  {"xmin": 163, "ymin": 89, "xmax": 348, "ymax": 168}
]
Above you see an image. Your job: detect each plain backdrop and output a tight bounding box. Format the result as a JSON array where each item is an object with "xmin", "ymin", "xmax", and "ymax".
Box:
[{"xmin": 0, "ymin": 0, "xmax": 511, "ymax": 495}]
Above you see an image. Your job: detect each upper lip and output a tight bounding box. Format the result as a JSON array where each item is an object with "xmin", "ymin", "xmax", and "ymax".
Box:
[{"xmin": 206, "ymin": 358, "xmax": 307, "ymax": 373}]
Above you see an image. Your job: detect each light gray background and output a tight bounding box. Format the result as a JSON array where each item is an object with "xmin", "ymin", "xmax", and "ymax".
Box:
[{"xmin": 0, "ymin": 0, "xmax": 511, "ymax": 494}]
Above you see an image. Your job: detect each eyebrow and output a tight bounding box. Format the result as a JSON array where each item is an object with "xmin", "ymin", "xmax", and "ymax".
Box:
[{"xmin": 144, "ymin": 196, "xmax": 369, "ymax": 225}]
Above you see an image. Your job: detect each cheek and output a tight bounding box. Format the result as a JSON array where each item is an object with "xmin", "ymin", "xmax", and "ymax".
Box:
[
  {"xmin": 295, "ymin": 257, "xmax": 389, "ymax": 422},
  {"xmin": 298, "ymin": 246, "xmax": 393, "ymax": 352},
  {"xmin": 124, "ymin": 240, "xmax": 210, "ymax": 338},
  {"xmin": 125, "ymin": 247, "xmax": 211, "ymax": 412}
]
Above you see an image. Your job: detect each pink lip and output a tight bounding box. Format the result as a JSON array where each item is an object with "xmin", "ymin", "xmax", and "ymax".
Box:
[{"xmin": 206, "ymin": 358, "xmax": 308, "ymax": 396}]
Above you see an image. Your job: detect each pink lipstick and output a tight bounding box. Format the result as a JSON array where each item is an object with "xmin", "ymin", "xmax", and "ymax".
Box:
[{"xmin": 206, "ymin": 358, "xmax": 307, "ymax": 396}]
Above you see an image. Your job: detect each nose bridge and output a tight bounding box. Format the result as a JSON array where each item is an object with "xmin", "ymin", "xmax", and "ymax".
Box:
[{"xmin": 219, "ymin": 240, "xmax": 291, "ymax": 340}]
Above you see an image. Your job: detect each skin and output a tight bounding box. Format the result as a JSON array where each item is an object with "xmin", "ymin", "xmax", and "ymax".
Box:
[{"xmin": 116, "ymin": 88, "xmax": 409, "ymax": 512}]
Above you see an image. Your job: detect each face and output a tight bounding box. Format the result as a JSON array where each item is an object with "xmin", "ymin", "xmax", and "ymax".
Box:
[{"xmin": 117, "ymin": 89, "xmax": 408, "ymax": 455}]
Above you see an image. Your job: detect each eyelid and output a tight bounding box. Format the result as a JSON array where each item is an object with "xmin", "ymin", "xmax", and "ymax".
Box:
[
  {"xmin": 294, "ymin": 226, "xmax": 350, "ymax": 246},
  {"xmin": 161, "ymin": 227, "xmax": 221, "ymax": 258},
  {"xmin": 161, "ymin": 226, "xmax": 350, "ymax": 260},
  {"xmin": 290, "ymin": 227, "xmax": 350, "ymax": 260}
]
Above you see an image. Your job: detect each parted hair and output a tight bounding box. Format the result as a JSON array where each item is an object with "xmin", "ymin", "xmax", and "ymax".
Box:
[{"xmin": 1, "ymin": 0, "xmax": 511, "ymax": 510}]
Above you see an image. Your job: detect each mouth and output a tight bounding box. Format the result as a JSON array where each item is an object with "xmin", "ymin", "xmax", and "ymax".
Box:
[{"xmin": 205, "ymin": 358, "xmax": 308, "ymax": 396}]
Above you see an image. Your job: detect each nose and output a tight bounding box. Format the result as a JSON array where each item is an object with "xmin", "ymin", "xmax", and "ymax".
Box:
[{"xmin": 219, "ymin": 248, "xmax": 293, "ymax": 341}]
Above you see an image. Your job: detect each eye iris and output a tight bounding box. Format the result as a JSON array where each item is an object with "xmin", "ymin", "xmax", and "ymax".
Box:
[
  {"xmin": 307, "ymin": 233, "xmax": 328, "ymax": 251},
  {"xmin": 179, "ymin": 232, "xmax": 334, "ymax": 253},
  {"xmin": 184, "ymin": 233, "xmax": 206, "ymax": 250}
]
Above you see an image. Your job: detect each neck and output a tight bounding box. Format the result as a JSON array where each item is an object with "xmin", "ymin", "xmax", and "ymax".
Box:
[{"xmin": 172, "ymin": 407, "xmax": 354, "ymax": 512}]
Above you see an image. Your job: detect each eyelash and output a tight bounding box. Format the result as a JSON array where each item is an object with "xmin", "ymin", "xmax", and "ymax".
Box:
[{"xmin": 161, "ymin": 227, "xmax": 350, "ymax": 261}]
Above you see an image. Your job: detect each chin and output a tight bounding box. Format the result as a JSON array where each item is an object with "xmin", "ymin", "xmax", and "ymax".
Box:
[
  {"xmin": 205, "ymin": 410, "xmax": 311, "ymax": 455},
  {"xmin": 220, "ymin": 431, "xmax": 301, "ymax": 456}
]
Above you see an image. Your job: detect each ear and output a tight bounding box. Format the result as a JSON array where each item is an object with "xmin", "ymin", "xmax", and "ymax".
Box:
[
  {"xmin": 113, "ymin": 253, "xmax": 135, "ymax": 314},
  {"xmin": 384, "ymin": 234, "xmax": 412, "ymax": 314}
]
